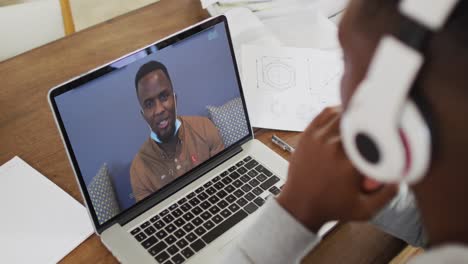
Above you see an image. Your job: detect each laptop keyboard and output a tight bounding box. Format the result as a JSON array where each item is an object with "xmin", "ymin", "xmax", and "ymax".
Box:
[{"xmin": 129, "ymin": 156, "xmax": 284, "ymax": 264}]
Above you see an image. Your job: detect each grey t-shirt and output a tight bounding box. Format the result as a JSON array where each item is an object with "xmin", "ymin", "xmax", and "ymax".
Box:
[{"xmin": 221, "ymin": 186, "xmax": 468, "ymax": 263}]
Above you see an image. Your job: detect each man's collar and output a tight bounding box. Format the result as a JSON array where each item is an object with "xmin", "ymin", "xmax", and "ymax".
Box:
[{"xmin": 150, "ymin": 118, "xmax": 181, "ymax": 143}]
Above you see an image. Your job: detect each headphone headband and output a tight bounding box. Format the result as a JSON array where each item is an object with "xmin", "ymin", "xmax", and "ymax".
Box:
[
  {"xmin": 400, "ymin": 0, "xmax": 459, "ymax": 30},
  {"xmin": 349, "ymin": 37, "xmax": 423, "ymax": 117}
]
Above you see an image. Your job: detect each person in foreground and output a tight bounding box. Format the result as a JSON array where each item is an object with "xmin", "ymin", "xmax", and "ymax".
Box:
[
  {"xmin": 223, "ymin": 0, "xmax": 468, "ymax": 262},
  {"xmin": 131, "ymin": 61, "xmax": 224, "ymax": 201}
]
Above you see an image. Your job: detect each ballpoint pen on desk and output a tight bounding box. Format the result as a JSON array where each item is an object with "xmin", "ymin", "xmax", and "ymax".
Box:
[
  {"xmin": 209, "ymin": 0, "xmax": 276, "ymax": 14},
  {"xmin": 218, "ymin": 0, "xmax": 272, "ymax": 3},
  {"xmin": 272, "ymin": 134, "xmax": 295, "ymax": 153}
]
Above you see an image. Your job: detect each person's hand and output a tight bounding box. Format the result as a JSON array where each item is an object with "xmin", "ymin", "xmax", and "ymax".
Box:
[{"xmin": 277, "ymin": 106, "xmax": 398, "ymax": 232}]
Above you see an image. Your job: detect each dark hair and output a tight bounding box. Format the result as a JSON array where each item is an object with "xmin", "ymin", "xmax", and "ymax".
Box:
[{"xmin": 134, "ymin": 60, "xmax": 172, "ymax": 95}]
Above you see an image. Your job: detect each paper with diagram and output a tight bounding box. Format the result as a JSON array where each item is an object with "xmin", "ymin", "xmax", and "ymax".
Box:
[{"xmin": 241, "ymin": 44, "xmax": 343, "ymax": 131}]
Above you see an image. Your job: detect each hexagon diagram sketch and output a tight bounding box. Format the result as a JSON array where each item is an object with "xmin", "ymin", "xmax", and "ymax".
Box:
[{"xmin": 257, "ymin": 56, "xmax": 296, "ymax": 91}]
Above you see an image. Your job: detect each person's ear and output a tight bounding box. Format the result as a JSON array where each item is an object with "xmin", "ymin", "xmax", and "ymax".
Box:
[{"xmin": 140, "ymin": 109, "xmax": 149, "ymax": 122}]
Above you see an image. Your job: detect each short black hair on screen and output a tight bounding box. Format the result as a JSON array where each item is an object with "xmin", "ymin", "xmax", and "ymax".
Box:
[{"xmin": 134, "ymin": 60, "xmax": 172, "ymax": 94}]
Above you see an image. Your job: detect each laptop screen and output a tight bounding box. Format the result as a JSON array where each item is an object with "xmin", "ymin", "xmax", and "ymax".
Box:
[{"xmin": 49, "ymin": 17, "xmax": 251, "ymax": 230}]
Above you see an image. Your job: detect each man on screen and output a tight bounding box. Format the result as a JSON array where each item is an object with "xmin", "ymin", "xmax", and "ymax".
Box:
[{"xmin": 130, "ymin": 61, "xmax": 224, "ymax": 201}]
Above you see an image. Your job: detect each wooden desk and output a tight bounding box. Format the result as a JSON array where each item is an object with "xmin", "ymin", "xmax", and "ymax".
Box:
[{"xmin": 0, "ymin": 0, "xmax": 406, "ymax": 262}]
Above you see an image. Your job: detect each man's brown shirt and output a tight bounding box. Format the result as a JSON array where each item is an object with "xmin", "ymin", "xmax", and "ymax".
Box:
[{"xmin": 130, "ymin": 116, "xmax": 224, "ymax": 201}]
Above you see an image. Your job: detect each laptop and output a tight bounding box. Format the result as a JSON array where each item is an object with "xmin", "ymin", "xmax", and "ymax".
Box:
[{"xmin": 48, "ymin": 15, "xmax": 288, "ymax": 264}]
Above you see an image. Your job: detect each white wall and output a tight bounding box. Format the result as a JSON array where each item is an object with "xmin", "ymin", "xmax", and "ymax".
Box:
[{"xmin": 0, "ymin": 0, "xmax": 64, "ymax": 61}]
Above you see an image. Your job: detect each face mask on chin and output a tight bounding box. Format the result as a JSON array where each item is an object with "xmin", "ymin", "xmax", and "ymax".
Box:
[{"xmin": 150, "ymin": 118, "xmax": 181, "ymax": 143}]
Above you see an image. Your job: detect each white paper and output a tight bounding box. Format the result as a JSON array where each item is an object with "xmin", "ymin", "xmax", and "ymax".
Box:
[
  {"xmin": 201, "ymin": 0, "xmax": 219, "ymax": 8},
  {"xmin": 225, "ymin": 8, "xmax": 282, "ymax": 75},
  {"xmin": 262, "ymin": 9, "xmax": 340, "ymax": 49},
  {"xmin": 0, "ymin": 157, "xmax": 93, "ymax": 264},
  {"xmin": 242, "ymin": 45, "xmax": 343, "ymax": 131},
  {"xmin": 317, "ymin": 0, "xmax": 350, "ymax": 17}
]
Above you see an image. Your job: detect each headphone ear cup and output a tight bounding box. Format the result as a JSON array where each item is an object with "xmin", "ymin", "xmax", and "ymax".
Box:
[
  {"xmin": 398, "ymin": 100, "xmax": 431, "ymax": 184},
  {"xmin": 341, "ymin": 99, "xmax": 431, "ymax": 184},
  {"xmin": 341, "ymin": 104, "xmax": 407, "ymax": 183}
]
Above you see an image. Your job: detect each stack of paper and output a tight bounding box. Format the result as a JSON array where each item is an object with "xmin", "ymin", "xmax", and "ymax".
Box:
[
  {"xmin": 0, "ymin": 157, "xmax": 93, "ymax": 263},
  {"xmin": 203, "ymin": 0, "xmax": 349, "ymax": 20},
  {"xmin": 225, "ymin": 7, "xmax": 282, "ymax": 75},
  {"xmin": 215, "ymin": 5, "xmax": 346, "ymax": 131}
]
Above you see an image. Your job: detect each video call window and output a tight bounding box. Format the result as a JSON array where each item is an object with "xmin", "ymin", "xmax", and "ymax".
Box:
[{"xmin": 54, "ymin": 22, "xmax": 250, "ymax": 224}]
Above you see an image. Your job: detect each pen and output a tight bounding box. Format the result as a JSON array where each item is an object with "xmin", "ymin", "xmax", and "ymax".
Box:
[{"xmin": 272, "ymin": 134, "xmax": 295, "ymax": 153}]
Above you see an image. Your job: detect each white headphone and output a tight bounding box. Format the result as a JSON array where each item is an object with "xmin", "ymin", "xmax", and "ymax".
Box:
[{"xmin": 341, "ymin": 0, "xmax": 460, "ymax": 184}]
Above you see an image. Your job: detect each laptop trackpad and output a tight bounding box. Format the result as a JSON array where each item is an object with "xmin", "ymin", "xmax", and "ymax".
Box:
[{"xmin": 218, "ymin": 232, "xmax": 242, "ymax": 255}]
